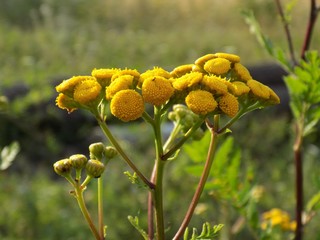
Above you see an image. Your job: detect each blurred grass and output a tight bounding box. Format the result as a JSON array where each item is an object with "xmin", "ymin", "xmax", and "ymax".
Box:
[{"xmin": 1, "ymin": 0, "xmax": 320, "ymax": 239}]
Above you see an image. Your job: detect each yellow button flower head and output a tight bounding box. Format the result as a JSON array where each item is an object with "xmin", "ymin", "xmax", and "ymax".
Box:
[
  {"xmin": 73, "ymin": 79, "xmax": 102, "ymax": 105},
  {"xmin": 110, "ymin": 89, "xmax": 144, "ymax": 122},
  {"xmin": 204, "ymin": 58, "xmax": 231, "ymax": 75},
  {"xmin": 142, "ymin": 76, "xmax": 174, "ymax": 106},
  {"xmin": 194, "ymin": 54, "xmax": 216, "ymax": 68},
  {"xmin": 201, "ymin": 75, "xmax": 229, "ymax": 95},
  {"xmin": 247, "ymin": 79, "xmax": 270, "ymax": 100},
  {"xmin": 219, "ymin": 93, "xmax": 239, "ymax": 117},
  {"xmin": 233, "ymin": 63, "xmax": 252, "ymax": 82},
  {"xmin": 56, "ymin": 76, "xmax": 96, "ymax": 97},
  {"xmin": 214, "ymin": 52, "xmax": 241, "ymax": 63},
  {"xmin": 172, "ymin": 72, "xmax": 203, "ymax": 91},
  {"xmin": 111, "ymin": 68, "xmax": 140, "ymax": 83},
  {"xmin": 185, "ymin": 90, "xmax": 217, "ymax": 115},
  {"xmin": 139, "ymin": 67, "xmax": 171, "ymax": 87},
  {"xmin": 229, "ymin": 81, "xmax": 251, "ymax": 96},
  {"xmin": 170, "ymin": 64, "xmax": 194, "ymax": 78},
  {"xmin": 91, "ymin": 68, "xmax": 120, "ymax": 87},
  {"xmin": 55, "ymin": 93, "xmax": 79, "ymax": 113},
  {"xmin": 106, "ymin": 75, "xmax": 134, "ymax": 100}
]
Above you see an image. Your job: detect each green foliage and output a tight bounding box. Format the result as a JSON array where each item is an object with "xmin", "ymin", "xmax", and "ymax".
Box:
[
  {"xmin": 284, "ymin": 51, "xmax": 320, "ymax": 136},
  {"xmin": 184, "ymin": 133, "xmax": 253, "ymax": 204},
  {"xmin": 183, "ymin": 222, "xmax": 223, "ymax": 240}
]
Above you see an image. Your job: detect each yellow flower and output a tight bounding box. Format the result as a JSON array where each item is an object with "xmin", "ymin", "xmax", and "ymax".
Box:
[
  {"xmin": 73, "ymin": 79, "xmax": 102, "ymax": 105},
  {"xmin": 266, "ymin": 86, "xmax": 281, "ymax": 105},
  {"xmin": 139, "ymin": 67, "xmax": 171, "ymax": 87},
  {"xmin": 247, "ymin": 79, "xmax": 270, "ymax": 100},
  {"xmin": 233, "ymin": 63, "xmax": 252, "ymax": 82},
  {"xmin": 56, "ymin": 76, "xmax": 96, "ymax": 97},
  {"xmin": 194, "ymin": 53, "xmax": 216, "ymax": 68},
  {"xmin": 185, "ymin": 90, "xmax": 217, "ymax": 115},
  {"xmin": 201, "ymin": 75, "xmax": 229, "ymax": 95},
  {"xmin": 110, "ymin": 89, "xmax": 144, "ymax": 122},
  {"xmin": 55, "ymin": 93, "xmax": 78, "ymax": 113},
  {"xmin": 172, "ymin": 72, "xmax": 203, "ymax": 91},
  {"xmin": 142, "ymin": 76, "xmax": 174, "ymax": 106},
  {"xmin": 106, "ymin": 75, "xmax": 134, "ymax": 100},
  {"xmin": 204, "ymin": 58, "xmax": 231, "ymax": 75},
  {"xmin": 111, "ymin": 68, "xmax": 140, "ymax": 82},
  {"xmin": 261, "ymin": 208, "xmax": 295, "ymax": 231},
  {"xmin": 229, "ymin": 81, "xmax": 250, "ymax": 96},
  {"xmin": 170, "ymin": 64, "xmax": 194, "ymax": 78},
  {"xmin": 214, "ymin": 52, "xmax": 241, "ymax": 63},
  {"xmin": 219, "ymin": 93, "xmax": 239, "ymax": 117},
  {"xmin": 91, "ymin": 68, "xmax": 120, "ymax": 87}
]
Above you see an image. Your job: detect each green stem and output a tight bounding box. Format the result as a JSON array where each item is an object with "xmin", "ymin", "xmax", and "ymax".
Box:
[
  {"xmin": 153, "ymin": 158, "xmax": 166, "ymax": 240},
  {"xmin": 152, "ymin": 106, "xmax": 165, "ymax": 239},
  {"xmin": 96, "ymin": 117, "xmax": 154, "ymax": 189},
  {"xmin": 75, "ymin": 186, "xmax": 101, "ymax": 240},
  {"xmin": 98, "ymin": 177, "xmax": 105, "ymax": 239},
  {"xmin": 173, "ymin": 121, "xmax": 219, "ymax": 240}
]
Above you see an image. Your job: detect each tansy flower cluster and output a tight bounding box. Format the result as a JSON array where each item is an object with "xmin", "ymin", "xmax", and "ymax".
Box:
[
  {"xmin": 55, "ymin": 53, "xmax": 280, "ymax": 121},
  {"xmin": 260, "ymin": 208, "xmax": 297, "ymax": 232}
]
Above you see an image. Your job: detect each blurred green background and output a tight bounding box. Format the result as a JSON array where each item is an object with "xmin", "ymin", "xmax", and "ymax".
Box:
[{"xmin": 0, "ymin": 0, "xmax": 320, "ymax": 239}]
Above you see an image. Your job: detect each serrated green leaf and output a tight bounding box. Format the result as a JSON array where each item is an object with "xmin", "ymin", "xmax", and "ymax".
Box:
[{"xmin": 183, "ymin": 131, "xmax": 211, "ymax": 163}]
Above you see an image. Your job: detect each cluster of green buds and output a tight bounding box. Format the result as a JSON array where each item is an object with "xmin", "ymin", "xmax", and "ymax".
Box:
[
  {"xmin": 55, "ymin": 52, "xmax": 280, "ymax": 122},
  {"xmin": 168, "ymin": 104, "xmax": 204, "ymax": 140},
  {"xmin": 53, "ymin": 142, "xmax": 118, "ymax": 186}
]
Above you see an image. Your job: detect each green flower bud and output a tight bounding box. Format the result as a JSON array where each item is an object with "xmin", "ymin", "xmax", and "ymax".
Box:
[
  {"xmin": 89, "ymin": 142, "xmax": 105, "ymax": 160},
  {"xmin": 173, "ymin": 104, "xmax": 188, "ymax": 118},
  {"xmin": 85, "ymin": 159, "xmax": 105, "ymax": 178},
  {"xmin": 104, "ymin": 146, "xmax": 118, "ymax": 159},
  {"xmin": 53, "ymin": 159, "xmax": 72, "ymax": 177},
  {"xmin": 69, "ymin": 154, "xmax": 88, "ymax": 169},
  {"xmin": 168, "ymin": 111, "xmax": 177, "ymax": 121}
]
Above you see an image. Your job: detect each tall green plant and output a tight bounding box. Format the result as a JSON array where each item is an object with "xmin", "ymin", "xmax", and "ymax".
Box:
[
  {"xmin": 243, "ymin": 1, "xmax": 320, "ymax": 239},
  {"xmin": 52, "ymin": 52, "xmax": 279, "ymax": 239}
]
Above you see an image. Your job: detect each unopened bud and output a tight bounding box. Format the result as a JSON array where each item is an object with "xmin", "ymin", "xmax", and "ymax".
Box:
[
  {"xmin": 69, "ymin": 154, "xmax": 88, "ymax": 169},
  {"xmin": 173, "ymin": 104, "xmax": 188, "ymax": 118},
  {"xmin": 104, "ymin": 146, "xmax": 118, "ymax": 159},
  {"xmin": 53, "ymin": 159, "xmax": 72, "ymax": 177},
  {"xmin": 85, "ymin": 159, "xmax": 105, "ymax": 178},
  {"xmin": 89, "ymin": 142, "xmax": 105, "ymax": 160},
  {"xmin": 168, "ymin": 111, "xmax": 177, "ymax": 121}
]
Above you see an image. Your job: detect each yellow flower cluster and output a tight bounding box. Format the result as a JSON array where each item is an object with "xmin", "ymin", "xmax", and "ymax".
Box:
[
  {"xmin": 169, "ymin": 52, "xmax": 280, "ymax": 117},
  {"xmin": 55, "ymin": 52, "xmax": 280, "ymax": 121},
  {"xmin": 261, "ymin": 208, "xmax": 296, "ymax": 231}
]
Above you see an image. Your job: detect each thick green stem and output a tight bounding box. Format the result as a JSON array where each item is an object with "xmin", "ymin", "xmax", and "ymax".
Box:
[
  {"xmin": 153, "ymin": 159, "xmax": 166, "ymax": 240},
  {"xmin": 152, "ymin": 106, "xmax": 165, "ymax": 240},
  {"xmin": 75, "ymin": 186, "xmax": 101, "ymax": 240},
  {"xmin": 173, "ymin": 125, "xmax": 219, "ymax": 240},
  {"xmin": 96, "ymin": 117, "xmax": 154, "ymax": 189}
]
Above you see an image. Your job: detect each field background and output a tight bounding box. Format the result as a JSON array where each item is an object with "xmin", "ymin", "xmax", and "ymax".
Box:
[{"xmin": 1, "ymin": 0, "xmax": 320, "ymax": 239}]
